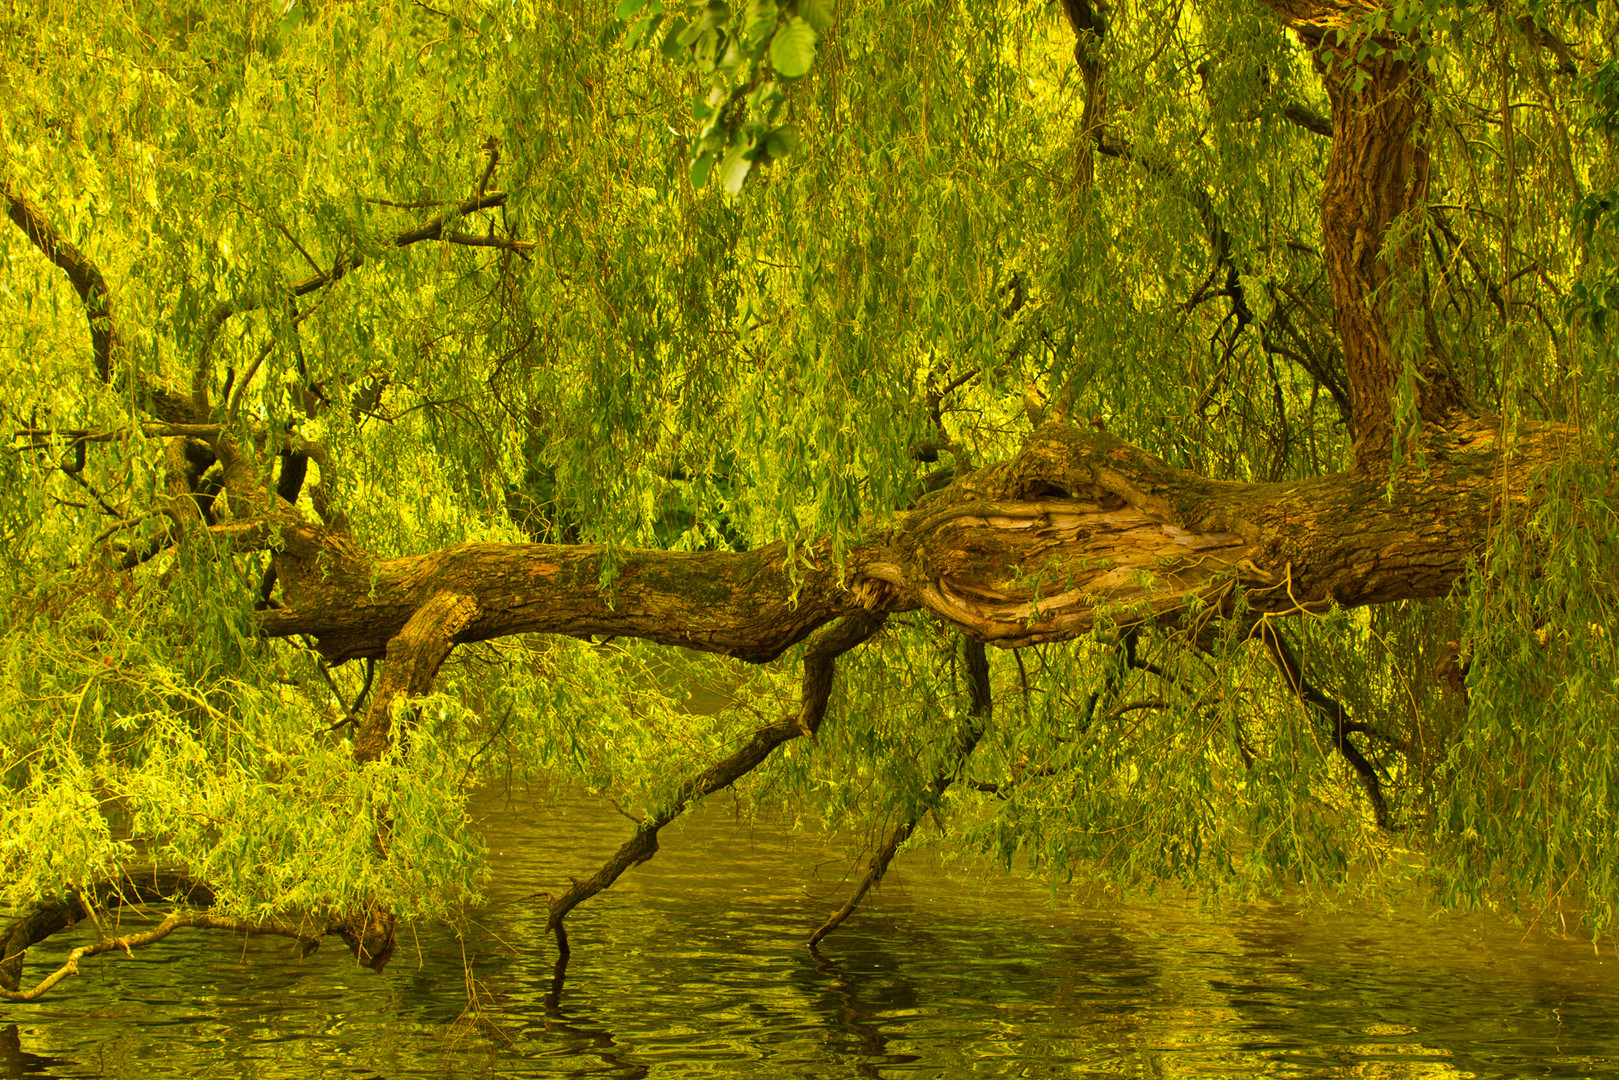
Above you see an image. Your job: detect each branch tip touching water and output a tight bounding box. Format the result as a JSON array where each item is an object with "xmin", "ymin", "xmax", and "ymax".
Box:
[{"xmin": 544, "ymin": 612, "xmax": 886, "ymax": 935}]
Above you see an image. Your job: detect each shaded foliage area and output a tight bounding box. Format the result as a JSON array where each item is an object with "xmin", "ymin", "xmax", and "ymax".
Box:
[{"xmin": 0, "ymin": 0, "xmax": 1616, "ymax": 1005}]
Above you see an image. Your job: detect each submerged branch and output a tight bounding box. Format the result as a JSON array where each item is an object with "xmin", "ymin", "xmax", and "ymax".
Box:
[
  {"xmin": 0, "ymin": 869, "xmax": 327, "ymax": 1001},
  {"xmin": 0, "ymin": 914, "xmax": 319, "ymax": 1004},
  {"xmin": 809, "ymin": 635, "xmax": 993, "ymax": 948},
  {"xmin": 544, "ymin": 612, "xmax": 886, "ymax": 934}
]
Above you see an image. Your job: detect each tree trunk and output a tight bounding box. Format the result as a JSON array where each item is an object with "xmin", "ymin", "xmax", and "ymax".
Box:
[{"xmin": 1261, "ymin": 0, "xmax": 1468, "ymax": 469}]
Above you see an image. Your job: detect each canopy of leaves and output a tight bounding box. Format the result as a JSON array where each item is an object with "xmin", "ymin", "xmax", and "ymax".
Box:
[{"xmin": 1, "ymin": 0, "xmax": 1617, "ymax": 988}]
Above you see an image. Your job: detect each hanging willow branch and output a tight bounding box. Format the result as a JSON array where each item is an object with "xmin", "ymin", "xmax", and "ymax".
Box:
[{"xmin": 1254, "ymin": 619, "xmax": 1393, "ymax": 830}]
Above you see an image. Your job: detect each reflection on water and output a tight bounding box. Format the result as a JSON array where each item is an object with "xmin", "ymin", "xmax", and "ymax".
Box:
[{"xmin": 3, "ymin": 788, "xmax": 1617, "ymax": 1078}]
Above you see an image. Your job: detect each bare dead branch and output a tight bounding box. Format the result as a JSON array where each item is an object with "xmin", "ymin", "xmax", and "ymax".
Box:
[
  {"xmin": 442, "ymin": 230, "xmax": 535, "ymax": 255},
  {"xmin": 0, "ymin": 914, "xmax": 319, "ymax": 1003}
]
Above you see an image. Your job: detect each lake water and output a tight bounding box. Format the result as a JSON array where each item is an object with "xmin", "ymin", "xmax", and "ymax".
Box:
[{"xmin": 3, "ymin": 788, "xmax": 1617, "ymax": 1078}]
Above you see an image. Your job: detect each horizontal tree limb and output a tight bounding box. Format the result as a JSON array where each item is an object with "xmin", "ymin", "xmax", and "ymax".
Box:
[
  {"xmin": 256, "ymin": 415, "xmax": 1577, "ymax": 668},
  {"xmin": 1281, "ymin": 101, "xmax": 1333, "ymax": 138}
]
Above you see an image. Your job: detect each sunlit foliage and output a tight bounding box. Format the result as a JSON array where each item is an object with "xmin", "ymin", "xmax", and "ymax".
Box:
[{"xmin": 2, "ymin": 0, "xmax": 1618, "ymax": 974}]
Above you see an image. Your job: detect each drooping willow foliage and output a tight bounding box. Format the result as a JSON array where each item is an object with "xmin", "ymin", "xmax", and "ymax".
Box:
[{"xmin": 1, "ymin": 0, "xmax": 1617, "ymax": 990}]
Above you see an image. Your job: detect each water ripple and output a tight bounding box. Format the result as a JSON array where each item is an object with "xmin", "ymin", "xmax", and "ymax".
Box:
[{"xmin": 5, "ymin": 792, "xmax": 1618, "ymax": 1079}]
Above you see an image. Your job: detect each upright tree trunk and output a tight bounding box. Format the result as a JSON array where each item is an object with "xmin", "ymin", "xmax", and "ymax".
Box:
[{"xmin": 1264, "ymin": 1, "xmax": 1467, "ymax": 469}]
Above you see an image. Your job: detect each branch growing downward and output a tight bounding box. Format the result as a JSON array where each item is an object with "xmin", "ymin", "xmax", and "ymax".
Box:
[
  {"xmin": 545, "ymin": 612, "xmax": 887, "ymax": 934},
  {"xmin": 354, "ymin": 591, "xmax": 481, "ymax": 764},
  {"xmin": 809, "ymin": 634, "xmax": 993, "ymax": 948},
  {"xmin": 3, "ymin": 182, "xmax": 119, "ymax": 385}
]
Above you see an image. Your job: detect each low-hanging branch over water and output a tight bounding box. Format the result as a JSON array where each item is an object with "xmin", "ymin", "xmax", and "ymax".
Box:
[{"xmin": 1, "ymin": 0, "xmax": 1614, "ymax": 1005}]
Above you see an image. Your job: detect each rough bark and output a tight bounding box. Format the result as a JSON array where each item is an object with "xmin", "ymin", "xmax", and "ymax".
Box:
[
  {"xmin": 262, "ymin": 536, "xmax": 873, "ymax": 666},
  {"xmin": 249, "ymin": 414, "xmax": 1574, "ymax": 669},
  {"xmin": 1259, "ymin": 0, "xmax": 1468, "ymax": 468},
  {"xmin": 887, "ymin": 416, "xmax": 1574, "ymax": 643}
]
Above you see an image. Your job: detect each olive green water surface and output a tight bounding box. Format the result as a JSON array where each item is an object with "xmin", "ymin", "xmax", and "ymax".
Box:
[{"xmin": 3, "ymin": 789, "xmax": 1617, "ymax": 1078}]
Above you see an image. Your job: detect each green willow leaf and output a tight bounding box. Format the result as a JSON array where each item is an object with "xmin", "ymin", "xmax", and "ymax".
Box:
[
  {"xmin": 764, "ymin": 124, "xmax": 800, "ymax": 159},
  {"xmin": 660, "ymin": 17, "xmax": 689, "ymax": 57},
  {"xmin": 742, "ymin": 0, "xmax": 779, "ymax": 51},
  {"xmin": 690, "ymin": 148, "xmax": 718, "ymax": 189},
  {"xmin": 768, "ymin": 16, "xmax": 815, "ymax": 78},
  {"xmin": 796, "ymin": 0, "xmax": 834, "ymax": 32},
  {"xmin": 717, "ymin": 141, "xmax": 754, "ymax": 194}
]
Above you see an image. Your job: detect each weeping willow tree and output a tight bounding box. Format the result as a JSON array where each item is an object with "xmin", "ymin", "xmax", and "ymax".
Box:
[{"xmin": 2, "ymin": 0, "xmax": 1616, "ymax": 1001}]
